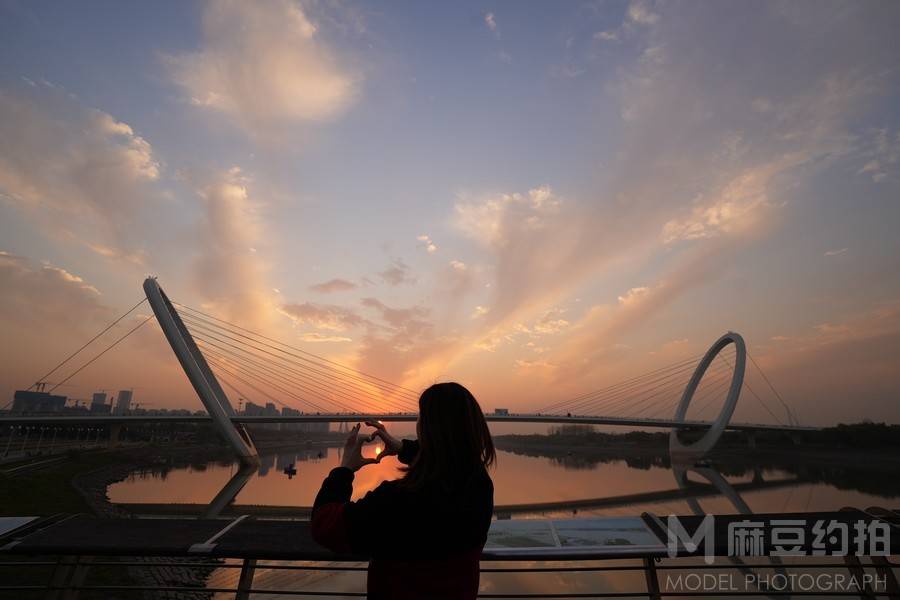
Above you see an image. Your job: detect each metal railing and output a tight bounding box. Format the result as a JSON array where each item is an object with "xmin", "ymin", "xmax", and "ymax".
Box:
[{"xmin": 2, "ymin": 554, "xmax": 898, "ymax": 599}]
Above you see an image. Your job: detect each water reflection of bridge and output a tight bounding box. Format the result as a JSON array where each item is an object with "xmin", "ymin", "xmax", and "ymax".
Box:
[
  {"xmin": 116, "ymin": 459, "xmax": 805, "ymax": 519},
  {"xmin": 494, "ymin": 473, "xmax": 803, "ymax": 517}
]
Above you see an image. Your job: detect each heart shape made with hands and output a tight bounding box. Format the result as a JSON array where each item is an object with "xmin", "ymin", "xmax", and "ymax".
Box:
[{"xmin": 339, "ymin": 421, "xmax": 403, "ymax": 472}]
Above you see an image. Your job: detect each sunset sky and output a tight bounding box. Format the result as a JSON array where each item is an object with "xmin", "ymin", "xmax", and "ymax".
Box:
[{"xmin": 1, "ymin": 0, "xmax": 898, "ymax": 425}]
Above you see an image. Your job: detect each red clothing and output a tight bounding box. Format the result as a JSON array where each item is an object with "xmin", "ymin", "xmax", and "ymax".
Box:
[{"xmin": 311, "ymin": 440, "xmax": 493, "ymax": 599}]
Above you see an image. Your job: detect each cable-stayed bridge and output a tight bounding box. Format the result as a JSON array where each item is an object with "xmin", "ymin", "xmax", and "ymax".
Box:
[{"xmin": 2, "ymin": 278, "xmax": 818, "ymax": 463}]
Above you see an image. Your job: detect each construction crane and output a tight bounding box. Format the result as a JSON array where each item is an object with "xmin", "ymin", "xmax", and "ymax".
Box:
[{"xmin": 33, "ymin": 381, "xmax": 78, "ymax": 392}]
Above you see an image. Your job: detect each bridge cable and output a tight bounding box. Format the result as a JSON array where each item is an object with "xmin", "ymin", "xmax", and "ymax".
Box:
[
  {"xmin": 215, "ymin": 371, "xmax": 257, "ymax": 411},
  {"xmin": 689, "ymin": 375, "xmax": 735, "ymax": 419},
  {"xmin": 199, "ymin": 340, "xmax": 417, "ymax": 415},
  {"xmin": 188, "ymin": 326, "xmax": 408, "ymax": 409},
  {"xmin": 182, "ymin": 318, "xmax": 418, "ymax": 413},
  {"xmin": 556, "ymin": 360, "xmax": 702, "ymax": 416},
  {"xmin": 559, "ymin": 367, "xmax": 699, "ymax": 419},
  {"xmin": 198, "ymin": 342, "xmax": 360, "ymax": 414},
  {"xmin": 538, "ymin": 354, "xmax": 703, "ymax": 413},
  {"xmin": 605, "ymin": 360, "xmax": 732, "ymax": 419},
  {"xmin": 545, "ymin": 360, "xmax": 699, "ymax": 414},
  {"xmin": 205, "ymin": 355, "xmax": 333, "ymax": 414},
  {"xmin": 676, "ymin": 357, "xmax": 736, "ymax": 419},
  {"xmin": 196, "ymin": 339, "xmax": 407, "ymax": 414},
  {"xmin": 198, "ymin": 341, "xmax": 388, "ymax": 414},
  {"xmin": 173, "ymin": 302, "xmax": 421, "ymax": 397},
  {"xmin": 631, "ymin": 364, "xmax": 732, "ymax": 420},
  {"xmin": 747, "ymin": 351, "xmax": 797, "ymax": 426},
  {"xmin": 47, "ymin": 314, "xmax": 156, "ymax": 394},
  {"xmin": 177, "ymin": 312, "xmax": 420, "ymax": 408},
  {"xmin": 186, "ymin": 325, "xmax": 419, "ymax": 414},
  {"xmin": 715, "ymin": 352, "xmax": 784, "ymax": 426},
  {"xmin": 598, "ymin": 345, "xmax": 733, "ymax": 423},
  {"xmin": 538, "ymin": 354, "xmax": 701, "ymax": 412},
  {"xmin": 27, "ymin": 297, "xmax": 148, "ymax": 391},
  {"xmin": 602, "ymin": 370, "xmax": 703, "ymax": 418},
  {"xmin": 547, "ymin": 356, "xmax": 705, "ymax": 413}
]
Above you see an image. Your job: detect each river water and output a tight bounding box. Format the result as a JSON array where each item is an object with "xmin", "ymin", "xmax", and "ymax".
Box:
[
  {"xmin": 104, "ymin": 442, "xmax": 898, "ymax": 597},
  {"xmin": 108, "ymin": 445, "xmax": 897, "ymax": 517}
]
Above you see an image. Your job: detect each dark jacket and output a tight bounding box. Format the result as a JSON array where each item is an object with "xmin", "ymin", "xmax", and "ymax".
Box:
[{"xmin": 311, "ymin": 439, "xmax": 494, "ymax": 599}]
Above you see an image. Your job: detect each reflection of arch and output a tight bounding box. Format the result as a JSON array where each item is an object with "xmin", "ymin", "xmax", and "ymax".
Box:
[
  {"xmin": 144, "ymin": 277, "xmax": 259, "ymax": 465},
  {"xmin": 672, "ymin": 464, "xmax": 752, "ymax": 516},
  {"xmin": 672, "ymin": 463, "xmax": 790, "ymax": 599},
  {"xmin": 670, "ymin": 332, "xmax": 746, "ymax": 457},
  {"xmin": 202, "ymin": 463, "xmax": 257, "ymax": 519}
]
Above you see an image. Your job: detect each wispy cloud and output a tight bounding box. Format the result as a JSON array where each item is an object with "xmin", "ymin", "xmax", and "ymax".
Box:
[
  {"xmin": 0, "ymin": 252, "xmax": 110, "ymax": 328},
  {"xmin": 191, "ymin": 167, "xmax": 273, "ymax": 326},
  {"xmin": 0, "ymin": 85, "xmax": 161, "ymax": 260},
  {"xmin": 299, "ymin": 332, "xmax": 352, "ymax": 343},
  {"xmin": 309, "ymin": 278, "xmax": 358, "ymax": 293},
  {"xmin": 627, "ymin": 1, "xmax": 659, "ymax": 26},
  {"xmin": 379, "ymin": 259, "xmax": 416, "ymax": 286},
  {"xmin": 167, "ymin": 0, "xmax": 358, "ymax": 137},
  {"xmin": 280, "ymin": 301, "xmax": 366, "ymax": 331},
  {"xmin": 484, "ymin": 12, "xmax": 497, "ymax": 34},
  {"xmin": 594, "ymin": 30, "xmax": 618, "ymax": 42},
  {"xmin": 416, "ymin": 234, "xmax": 437, "ymax": 254}
]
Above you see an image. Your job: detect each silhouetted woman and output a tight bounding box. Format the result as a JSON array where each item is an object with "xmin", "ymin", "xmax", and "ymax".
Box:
[{"xmin": 312, "ymin": 382, "xmax": 495, "ymax": 600}]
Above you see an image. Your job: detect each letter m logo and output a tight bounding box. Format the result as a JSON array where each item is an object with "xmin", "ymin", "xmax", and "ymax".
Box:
[{"xmin": 667, "ymin": 515, "xmax": 715, "ymax": 564}]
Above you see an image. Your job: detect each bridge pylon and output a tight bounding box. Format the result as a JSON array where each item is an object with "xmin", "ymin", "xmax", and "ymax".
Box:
[
  {"xmin": 144, "ymin": 277, "xmax": 259, "ymax": 466},
  {"xmin": 669, "ymin": 331, "xmax": 746, "ymax": 459}
]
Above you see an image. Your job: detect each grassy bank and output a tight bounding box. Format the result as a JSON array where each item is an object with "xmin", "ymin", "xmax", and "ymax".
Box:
[{"xmin": 0, "ymin": 449, "xmax": 124, "ymax": 516}]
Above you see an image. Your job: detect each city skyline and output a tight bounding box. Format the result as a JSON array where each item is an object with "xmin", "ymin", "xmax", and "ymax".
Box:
[{"xmin": 1, "ymin": 1, "xmax": 899, "ymax": 425}]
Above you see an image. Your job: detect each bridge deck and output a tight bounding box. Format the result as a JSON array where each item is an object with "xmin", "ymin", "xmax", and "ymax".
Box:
[{"xmin": 0, "ymin": 413, "xmax": 819, "ymax": 432}]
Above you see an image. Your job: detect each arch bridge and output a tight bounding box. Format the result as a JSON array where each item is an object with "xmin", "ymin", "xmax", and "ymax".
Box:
[{"xmin": 1, "ymin": 278, "xmax": 817, "ymax": 463}]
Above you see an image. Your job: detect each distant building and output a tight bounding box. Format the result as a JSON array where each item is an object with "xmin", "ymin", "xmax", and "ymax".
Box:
[
  {"xmin": 115, "ymin": 390, "xmax": 133, "ymax": 415},
  {"xmin": 90, "ymin": 392, "xmax": 110, "ymax": 414},
  {"xmin": 90, "ymin": 392, "xmax": 108, "ymax": 413},
  {"xmin": 11, "ymin": 390, "xmax": 67, "ymax": 413},
  {"xmin": 264, "ymin": 402, "xmax": 279, "ymax": 430},
  {"xmin": 90, "ymin": 401, "xmax": 111, "ymax": 415},
  {"xmin": 258, "ymin": 453, "xmax": 275, "ymax": 477},
  {"xmin": 494, "ymin": 408, "xmax": 509, "ymax": 416},
  {"xmin": 243, "ymin": 401, "xmax": 264, "ymax": 416},
  {"xmin": 282, "ymin": 407, "xmax": 301, "ymax": 431}
]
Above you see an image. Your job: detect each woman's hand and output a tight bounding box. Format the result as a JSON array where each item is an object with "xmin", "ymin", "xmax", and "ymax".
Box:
[
  {"xmin": 340, "ymin": 423, "xmax": 380, "ymax": 472},
  {"xmin": 365, "ymin": 420, "xmax": 402, "ymax": 458}
]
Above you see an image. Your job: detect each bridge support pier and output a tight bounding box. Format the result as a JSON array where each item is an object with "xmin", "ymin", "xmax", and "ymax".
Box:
[
  {"xmin": 752, "ymin": 468, "xmax": 764, "ymax": 485},
  {"xmin": 107, "ymin": 424, "xmax": 122, "ymax": 449}
]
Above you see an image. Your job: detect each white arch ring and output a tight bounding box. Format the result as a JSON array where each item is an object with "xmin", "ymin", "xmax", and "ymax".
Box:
[{"xmin": 669, "ymin": 332, "xmax": 746, "ymax": 456}]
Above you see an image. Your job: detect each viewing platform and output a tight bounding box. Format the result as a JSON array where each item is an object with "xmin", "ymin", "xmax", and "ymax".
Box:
[{"xmin": 2, "ymin": 508, "xmax": 897, "ymax": 598}]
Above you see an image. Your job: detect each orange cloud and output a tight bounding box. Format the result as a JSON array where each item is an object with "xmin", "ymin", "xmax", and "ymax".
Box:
[{"xmin": 167, "ymin": 0, "xmax": 358, "ymax": 137}]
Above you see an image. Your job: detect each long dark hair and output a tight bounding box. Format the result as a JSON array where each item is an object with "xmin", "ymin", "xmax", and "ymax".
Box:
[{"xmin": 401, "ymin": 382, "xmax": 495, "ymax": 490}]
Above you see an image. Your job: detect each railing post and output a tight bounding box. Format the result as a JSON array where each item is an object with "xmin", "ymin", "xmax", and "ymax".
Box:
[
  {"xmin": 643, "ymin": 557, "xmax": 661, "ymax": 600},
  {"xmin": 46, "ymin": 555, "xmax": 77, "ymax": 600},
  {"xmin": 235, "ymin": 558, "xmax": 257, "ymax": 600},
  {"xmin": 871, "ymin": 556, "xmax": 900, "ymax": 599},
  {"xmin": 844, "ymin": 555, "xmax": 876, "ymax": 600},
  {"xmin": 62, "ymin": 555, "xmax": 92, "ymax": 600}
]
